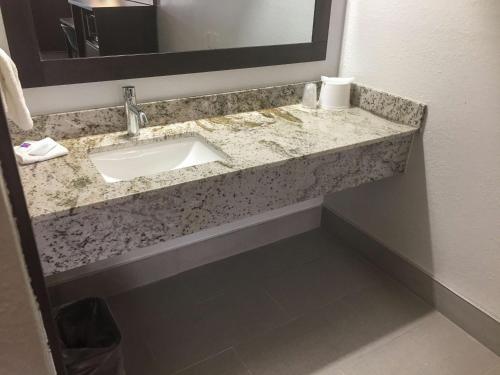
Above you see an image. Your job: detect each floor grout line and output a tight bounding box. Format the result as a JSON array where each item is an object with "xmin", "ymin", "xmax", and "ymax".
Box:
[
  {"xmin": 232, "ymin": 347, "xmax": 254, "ymax": 375},
  {"xmin": 169, "ymin": 347, "xmax": 235, "ymax": 375},
  {"xmin": 262, "ymin": 288, "xmax": 294, "ymax": 323}
]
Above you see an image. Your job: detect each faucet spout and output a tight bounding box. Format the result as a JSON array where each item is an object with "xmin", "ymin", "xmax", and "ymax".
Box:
[{"xmin": 123, "ymin": 86, "xmax": 148, "ymax": 137}]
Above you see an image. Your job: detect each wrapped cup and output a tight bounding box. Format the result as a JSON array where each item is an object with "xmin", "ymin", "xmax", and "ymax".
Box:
[{"xmin": 319, "ymin": 76, "xmax": 355, "ymax": 110}]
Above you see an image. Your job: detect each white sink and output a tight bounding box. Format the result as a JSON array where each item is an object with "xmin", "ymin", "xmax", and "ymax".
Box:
[{"xmin": 90, "ymin": 136, "xmax": 225, "ymax": 183}]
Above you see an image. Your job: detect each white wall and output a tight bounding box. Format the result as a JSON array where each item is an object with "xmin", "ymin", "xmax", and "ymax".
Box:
[
  {"xmin": 157, "ymin": 0, "xmax": 314, "ymax": 52},
  {"xmin": 326, "ymin": 0, "xmax": 500, "ymax": 320},
  {"xmin": 0, "ymin": 167, "xmax": 56, "ymax": 375},
  {"xmin": 0, "ymin": 1, "xmax": 345, "ymax": 115}
]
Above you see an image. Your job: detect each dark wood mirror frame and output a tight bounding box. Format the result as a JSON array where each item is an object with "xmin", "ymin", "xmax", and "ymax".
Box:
[{"xmin": 1, "ymin": 0, "xmax": 333, "ymax": 88}]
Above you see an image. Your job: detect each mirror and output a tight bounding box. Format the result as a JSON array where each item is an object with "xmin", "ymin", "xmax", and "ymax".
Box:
[
  {"xmin": 2, "ymin": 0, "xmax": 333, "ymax": 87},
  {"xmin": 31, "ymin": 0, "xmax": 316, "ymax": 59}
]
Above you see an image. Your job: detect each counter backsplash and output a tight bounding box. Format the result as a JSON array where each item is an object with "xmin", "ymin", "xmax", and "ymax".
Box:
[{"xmin": 9, "ymin": 81, "xmax": 426, "ymax": 145}]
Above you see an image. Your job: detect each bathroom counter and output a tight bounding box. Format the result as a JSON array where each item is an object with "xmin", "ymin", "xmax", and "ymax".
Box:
[
  {"xmin": 21, "ymin": 105, "xmax": 416, "ymax": 219},
  {"xmin": 15, "ymin": 82, "xmax": 425, "ymax": 275}
]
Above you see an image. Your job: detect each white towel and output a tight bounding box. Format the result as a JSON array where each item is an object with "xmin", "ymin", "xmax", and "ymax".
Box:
[
  {"xmin": 14, "ymin": 138, "xmax": 68, "ymax": 165},
  {"xmin": 0, "ymin": 48, "xmax": 33, "ymax": 130}
]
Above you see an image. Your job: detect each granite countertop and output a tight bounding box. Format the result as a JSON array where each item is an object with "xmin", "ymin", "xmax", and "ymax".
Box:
[{"xmin": 19, "ymin": 104, "xmax": 417, "ymax": 222}]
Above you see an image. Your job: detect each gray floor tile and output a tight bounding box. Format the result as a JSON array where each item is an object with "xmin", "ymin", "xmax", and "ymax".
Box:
[
  {"xmin": 264, "ymin": 248, "xmax": 384, "ymax": 318},
  {"xmin": 107, "ymin": 274, "xmax": 194, "ymax": 320},
  {"xmin": 119, "ymin": 330, "xmax": 159, "ymax": 375},
  {"xmin": 341, "ymin": 279, "xmax": 432, "ymax": 345},
  {"xmin": 408, "ymin": 312, "xmax": 500, "ymax": 375},
  {"xmin": 338, "ymin": 311, "xmax": 500, "ymax": 375},
  {"xmin": 337, "ymin": 331, "xmax": 431, "ymax": 375},
  {"xmin": 173, "ymin": 349, "xmax": 250, "ymax": 375},
  {"xmin": 236, "ymin": 299, "xmax": 358, "ymax": 375},
  {"xmin": 110, "ymin": 305, "xmax": 160, "ymax": 375},
  {"xmin": 485, "ymin": 364, "xmax": 500, "ymax": 375},
  {"xmin": 179, "ymin": 229, "xmax": 335, "ymax": 303},
  {"xmin": 142, "ymin": 286, "xmax": 288, "ymax": 374}
]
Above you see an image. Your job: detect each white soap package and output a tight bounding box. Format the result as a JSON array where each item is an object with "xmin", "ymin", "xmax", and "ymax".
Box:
[{"xmin": 14, "ymin": 137, "xmax": 68, "ymax": 165}]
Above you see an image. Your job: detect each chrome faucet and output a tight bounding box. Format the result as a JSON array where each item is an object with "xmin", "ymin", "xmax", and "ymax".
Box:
[{"xmin": 123, "ymin": 86, "xmax": 148, "ymax": 137}]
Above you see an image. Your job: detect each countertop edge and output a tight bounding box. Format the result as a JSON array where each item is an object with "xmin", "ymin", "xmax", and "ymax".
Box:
[{"xmin": 30, "ymin": 127, "xmax": 417, "ymax": 223}]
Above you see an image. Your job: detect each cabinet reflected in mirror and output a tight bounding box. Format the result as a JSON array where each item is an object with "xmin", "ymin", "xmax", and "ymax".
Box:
[{"xmin": 31, "ymin": 0, "xmax": 316, "ymax": 60}]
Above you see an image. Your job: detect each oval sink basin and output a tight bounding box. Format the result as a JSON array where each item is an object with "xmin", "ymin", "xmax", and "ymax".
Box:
[{"xmin": 90, "ymin": 136, "xmax": 225, "ymax": 183}]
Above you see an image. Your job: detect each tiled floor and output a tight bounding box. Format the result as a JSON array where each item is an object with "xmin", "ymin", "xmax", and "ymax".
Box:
[{"xmin": 107, "ymin": 228, "xmax": 500, "ymax": 375}]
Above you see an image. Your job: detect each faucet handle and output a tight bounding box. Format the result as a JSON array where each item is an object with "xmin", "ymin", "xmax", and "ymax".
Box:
[
  {"xmin": 123, "ymin": 86, "xmax": 136, "ymax": 101},
  {"xmin": 139, "ymin": 111, "xmax": 148, "ymax": 126}
]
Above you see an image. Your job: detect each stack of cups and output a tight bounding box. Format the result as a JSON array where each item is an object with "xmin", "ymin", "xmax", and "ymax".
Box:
[{"xmin": 301, "ymin": 77, "xmax": 355, "ymax": 110}]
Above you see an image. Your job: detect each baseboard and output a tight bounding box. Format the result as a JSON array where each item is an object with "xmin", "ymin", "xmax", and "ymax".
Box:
[
  {"xmin": 48, "ymin": 198, "xmax": 323, "ymax": 305},
  {"xmin": 321, "ymin": 207, "xmax": 500, "ymax": 356}
]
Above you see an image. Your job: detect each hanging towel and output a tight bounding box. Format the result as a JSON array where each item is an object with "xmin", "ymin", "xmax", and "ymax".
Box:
[{"xmin": 0, "ymin": 48, "xmax": 33, "ymax": 130}]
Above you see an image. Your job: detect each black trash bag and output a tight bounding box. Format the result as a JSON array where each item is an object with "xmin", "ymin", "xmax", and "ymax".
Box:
[{"xmin": 55, "ymin": 298, "xmax": 126, "ymax": 375}]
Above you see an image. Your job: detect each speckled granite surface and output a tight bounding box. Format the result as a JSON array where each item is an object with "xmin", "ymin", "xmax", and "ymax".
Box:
[
  {"xmin": 9, "ymin": 82, "xmax": 312, "ymax": 145},
  {"xmin": 9, "ymin": 82, "xmax": 425, "ymax": 145},
  {"xmin": 351, "ymin": 84, "xmax": 426, "ymax": 129},
  {"xmin": 13, "ymin": 83, "xmax": 425, "ymax": 275}
]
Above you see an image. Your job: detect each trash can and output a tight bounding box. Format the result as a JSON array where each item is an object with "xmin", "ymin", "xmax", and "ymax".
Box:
[{"xmin": 55, "ymin": 298, "xmax": 125, "ymax": 375}]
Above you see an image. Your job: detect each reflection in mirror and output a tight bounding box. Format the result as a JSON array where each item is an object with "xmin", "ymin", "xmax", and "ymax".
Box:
[{"xmin": 30, "ymin": 0, "xmax": 316, "ymax": 60}]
